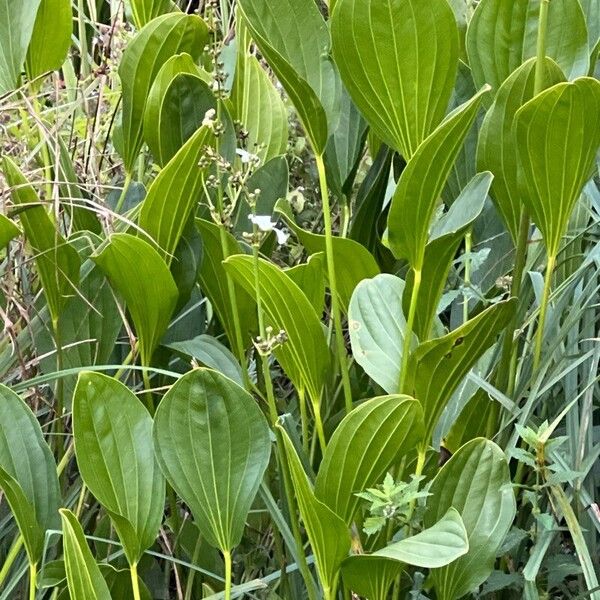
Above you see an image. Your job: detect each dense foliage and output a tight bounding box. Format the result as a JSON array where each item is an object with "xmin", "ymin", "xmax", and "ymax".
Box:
[{"xmin": 1, "ymin": 0, "xmax": 599, "ymax": 598}]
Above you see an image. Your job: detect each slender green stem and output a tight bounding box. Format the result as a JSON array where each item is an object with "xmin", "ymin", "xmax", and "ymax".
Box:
[
  {"xmin": 52, "ymin": 318, "xmax": 66, "ymax": 468},
  {"xmin": 114, "ymin": 172, "xmax": 132, "ymax": 213},
  {"xmin": 399, "ymin": 268, "xmax": 421, "ymax": 392},
  {"xmin": 314, "ymin": 405, "xmax": 327, "ymax": 455},
  {"xmin": 77, "ymin": 0, "xmax": 90, "ymax": 79},
  {"xmin": 142, "ymin": 368, "xmax": 154, "ymax": 414},
  {"xmin": 315, "ymin": 154, "xmax": 352, "ymax": 413},
  {"xmin": 533, "ymin": 254, "xmax": 555, "ymax": 371},
  {"xmin": 0, "ymin": 535, "xmax": 23, "ymax": 587},
  {"xmin": 223, "ymin": 550, "xmax": 232, "ymax": 600},
  {"xmin": 29, "ymin": 563, "xmax": 37, "ymax": 600},
  {"xmin": 56, "ymin": 442, "xmax": 74, "ymax": 477},
  {"xmin": 534, "ymin": 0, "xmax": 550, "ymax": 96},
  {"xmin": 463, "ymin": 231, "xmax": 472, "ymax": 323},
  {"xmin": 406, "ymin": 446, "xmax": 427, "ymax": 534},
  {"xmin": 298, "ymin": 388, "xmax": 309, "ymax": 454},
  {"xmin": 130, "ymin": 563, "xmax": 142, "ymax": 600},
  {"xmin": 75, "ymin": 483, "xmax": 87, "ymax": 519}
]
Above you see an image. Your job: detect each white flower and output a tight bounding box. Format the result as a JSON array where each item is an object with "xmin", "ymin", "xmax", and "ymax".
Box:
[
  {"xmin": 236, "ymin": 148, "xmax": 259, "ymax": 164},
  {"xmin": 248, "ymin": 215, "xmax": 290, "ymax": 245},
  {"xmin": 202, "ymin": 108, "xmax": 217, "ymax": 128}
]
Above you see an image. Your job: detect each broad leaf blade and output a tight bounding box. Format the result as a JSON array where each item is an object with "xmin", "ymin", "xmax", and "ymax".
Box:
[
  {"xmin": 93, "ymin": 233, "xmax": 178, "ymax": 366},
  {"xmin": 0, "ymin": 213, "xmax": 19, "ymax": 247},
  {"xmin": 73, "ymin": 372, "xmax": 165, "ymax": 565},
  {"xmin": 404, "ymin": 299, "xmax": 516, "ymax": 442},
  {"xmin": 3, "ymin": 157, "xmax": 80, "ymax": 323},
  {"xmin": 386, "ymin": 88, "xmax": 489, "ymax": 268},
  {"xmin": 139, "ymin": 124, "xmax": 214, "ymax": 262},
  {"xmin": 25, "ymin": 0, "xmax": 71, "ymax": 81},
  {"xmin": 125, "ymin": 0, "xmax": 174, "ymax": 29},
  {"xmin": 224, "ymin": 254, "xmax": 330, "ymax": 404},
  {"xmin": 278, "ymin": 426, "xmax": 350, "ymax": 598},
  {"xmin": 315, "ymin": 395, "xmax": 424, "ymax": 524},
  {"xmin": 153, "ymin": 368, "xmax": 271, "ymax": 551},
  {"xmin": 118, "ymin": 13, "xmax": 208, "ymax": 172},
  {"xmin": 0, "ymin": 0, "xmax": 42, "ymax": 93},
  {"xmin": 0, "ymin": 384, "xmax": 60, "ymax": 563},
  {"xmin": 467, "ymin": 0, "xmax": 589, "ymax": 93},
  {"xmin": 426, "ymin": 439, "xmax": 516, "ymax": 600},
  {"xmin": 60, "ymin": 509, "xmax": 112, "ymax": 600},
  {"xmin": 331, "ymin": 0, "xmax": 459, "ymax": 158},
  {"xmin": 348, "ymin": 274, "xmax": 407, "ymax": 394},
  {"xmin": 515, "ymin": 78, "xmax": 600, "ymax": 258},
  {"xmin": 477, "ymin": 58, "xmax": 566, "ymax": 241}
]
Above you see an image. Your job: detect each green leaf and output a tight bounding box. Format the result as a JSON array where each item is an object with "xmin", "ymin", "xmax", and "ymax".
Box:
[
  {"xmin": 153, "ymin": 368, "xmax": 271, "ymax": 551},
  {"xmin": 404, "ymin": 172, "xmax": 493, "ymax": 340},
  {"xmin": 196, "ymin": 218, "xmax": 257, "ymax": 348},
  {"xmin": 73, "ymin": 372, "xmax": 165, "ymax": 565},
  {"xmin": 139, "ymin": 124, "xmax": 213, "ymax": 262},
  {"xmin": 3, "ymin": 157, "xmax": 80, "ymax": 323},
  {"xmin": 0, "ymin": 384, "xmax": 60, "ymax": 564},
  {"xmin": 278, "ymin": 426, "xmax": 350, "ymax": 598},
  {"xmin": 348, "ymin": 274, "xmax": 408, "ymax": 394},
  {"xmin": 231, "ymin": 22, "xmax": 288, "ymax": 163},
  {"xmin": 477, "ymin": 58, "xmax": 566, "ymax": 241},
  {"xmin": 467, "ymin": 0, "xmax": 589, "ymax": 93},
  {"xmin": 515, "ymin": 78, "xmax": 600, "ymax": 258},
  {"xmin": 580, "ymin": 0, "xmax": 600, "ymax": 51},
  {"xmin": 403, "ymin": 299, "xmax": 516, "ymax": 443},
  {"xmin": 125, "ymin": 0, "xmax": 174, "ymax": 29},
  {"xmin": 425, "ymin": 438, "xmax": 516, "ymax": 600},
  {"xmin": 25, "ymin": 0, "xmax": 71, "ymax": 81},
  {"xmin": 0, "ymin": 0, "xmax": 42, "ymax": 93},
  {"xmin": 285, "ymin": 253, "xmax": 326, "ymax": 314},
  {"xmin": 0, "ymin": 213, "xmax": 19, "ymax": 247},
  {"xmin": 166, "ymin": 334, "xmax": 243, "ymax": 386},
  {"xmin": 223, "ymin": 254, "xmax": 329, "ymax": 403},
  {"xmin": 60, "ymin": 509, "xmax": 112, "ymax": 600},
  {"xmin": 315, "ymin": 395, "xmax": 424, "ymax": 524},
  {"xmin": 386, "ymin": 87, "xmax": 489, "ymax": 268},
  {"xmin": 238, "ymin": 0, "xmax": 340, "ymax": 153},
  {"xmin": 118, "ymin": 13, "xmax": 209, "ymax": 173},
  {"xmin": 275, "ymin": 199, "xmax": 380, "ymax": 310},
  {"xmin": 93, "ymin": 233, "xmax": 178, "ymax": 366},
  {"xmin": 143, "ymin": 53, "xmax": 215, "ymax": 167},
  {"xmin": 342, "ymin": 507, "xmax": 469, "ymax": 598},
  {"xmin": 331, "ymin": 0, "xmax": 459, "ymax": 159}
]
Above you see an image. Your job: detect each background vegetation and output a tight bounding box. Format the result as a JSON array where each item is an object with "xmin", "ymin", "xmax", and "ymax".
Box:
[{"xmin": 0, "ymin": 0, "xmax": 599, "ymax": 598}]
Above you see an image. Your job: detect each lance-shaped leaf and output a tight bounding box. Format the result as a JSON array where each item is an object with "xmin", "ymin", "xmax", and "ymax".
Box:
[
  {"xmin": 231, "ymin": 20, "xmax": 288, "ymax": 164},
  {"xmin": 238, "ymin": 0, "xmax": 340, "ymax": 153},
  {"xmin": 342, "ymin": 508, "xmax": 469, "ymax": 599},
  {"xmin": 278, "ymin": 426, "xmax": 350, "ymax": 598},
  {"xmin": 60, "ymin": 509, "xmax": 112, "ymax": 600},
  {"xmin": 467, "ymin": 0, "xmax": 589, "ymax": 93},
  {"xmin": 93, "ymin": 233, "xmax": 178, "ymax": 366},
  {"xmin": 403, "ymin": 299, "xmax": 516, "ymax": 442},
  {"xmin": 425, "ymin": 438, "xmax": 516, "ymax": 600},
  {"xmin": 348, "ymin": 274, "xmax": 408, "ymax": 394},
  {"xmin": 477, "ymin": 58, "xmax": 565, "ymax": 241},
  {"xmin": 331, "ymin": 0, "xmax": 459, "ymax": 159},
  {"xmin": 386, "ymin": 87, "xmax": 489, "ymax": 268},
  {"xmin": 153, "ymin": 368, "xmax": 271, "ymax": 551},
  {"xmin": 315, "ymin": 395, "xmax": 424, "ymax": 524},
  {"xmin": 0, "ymin": 384, "xmax": 60, "ymax": 564},
  {"xmin": 285, "ymin": 253, "xmax": 326, "ymax": 314},
  {"xmin": 581, "ymin": 0, "xmax": 600, "ymax": 51},
  {"xmin": 25, "ymin": 0, "xmax": 71, "ymax": 82},
  {"xmin": 73, "ymin": 372, "xmax": 166, "ymax": 566},
  {"xmin": 223, "ymin": 254, "xmax": 329, "ymax": 403},
  {"xmin": 118, "ymin": 13, "xmax": 208, "ymax": 173},
  {"xmin": 0, "ymin": 213, "xmax": 19, "ymax": 247},
  {"xmin": 403, "ymin": 172, "xmax": 493, "ymax": 340},
  {"xmin": 3, "ymin": 157, "xmax": 80, "ymax": 324},
  {"xmin": 125, "ymin": 0, "xmax": 174, "ymax": 29},
  {"xmin": 515, "ymin": 78, "xmax": 600, "ymax": 259},
  {"xmin": 0, "ymin": 0, "xmax": 42, "ymax": 93},
  {"xmin": 275, "ymin": 199, "xmax": 380, "ymax": 310},
  {"xmin": 143, "ymin": 53, "xmax": 215, "ymax": 167},
  {"xmin": 139, "ymin": 124, "xmax": 214, "ymax": 262}
]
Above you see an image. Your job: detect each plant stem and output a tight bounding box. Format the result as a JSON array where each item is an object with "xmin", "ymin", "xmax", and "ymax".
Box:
[
  {"xmin": 534, "ymin": 0, "xmax": 550, "ymax": 96},
  {"xmin": 398, "ymin": 268, "xmax": 421, "ymax": 392},
  {"xmin": 315, "ymin": 153, "xmax": 352, "ymax": 413},
  {"xmin": 223, "ymin": 550, "xmax": 232, "ymax": 600},
  {"xmin": 29, "ymin": 563, "xmax": 37, "ymax": 600},
  {"xmin": 0, "ymin": 535, "xmax": 23, "ymax": 587},
  {"xmin": 77, "ymin": 0, "xmax": 90, "ymax": 79},
  {"xmin": 114, "ymin": 172, "xmax": 132, "ymax": 213},
  {"xmin": 314, "ymin": 404, "xmax": 327, "ymax": 455},
  {"xmin": 52, "ymin": 318, "xmax": 66, "ymax": 467},
  {"xmin": 142, "ymin": 367, "xmax": 154, "ymax": 414},
  {"xmin": 533, "ymin": 253, "xmax": 555, "ymax": 371},
  {"xmin": 298, "ymin": 388, "xmax": 309, "ymax": 454},
  {"xmin": 130, "ymin": 562, "xmax": 142, "ymax": 600},
  {"xmin": 463, "ymin": 231, "xmax": 472, "ymax": 323}
]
